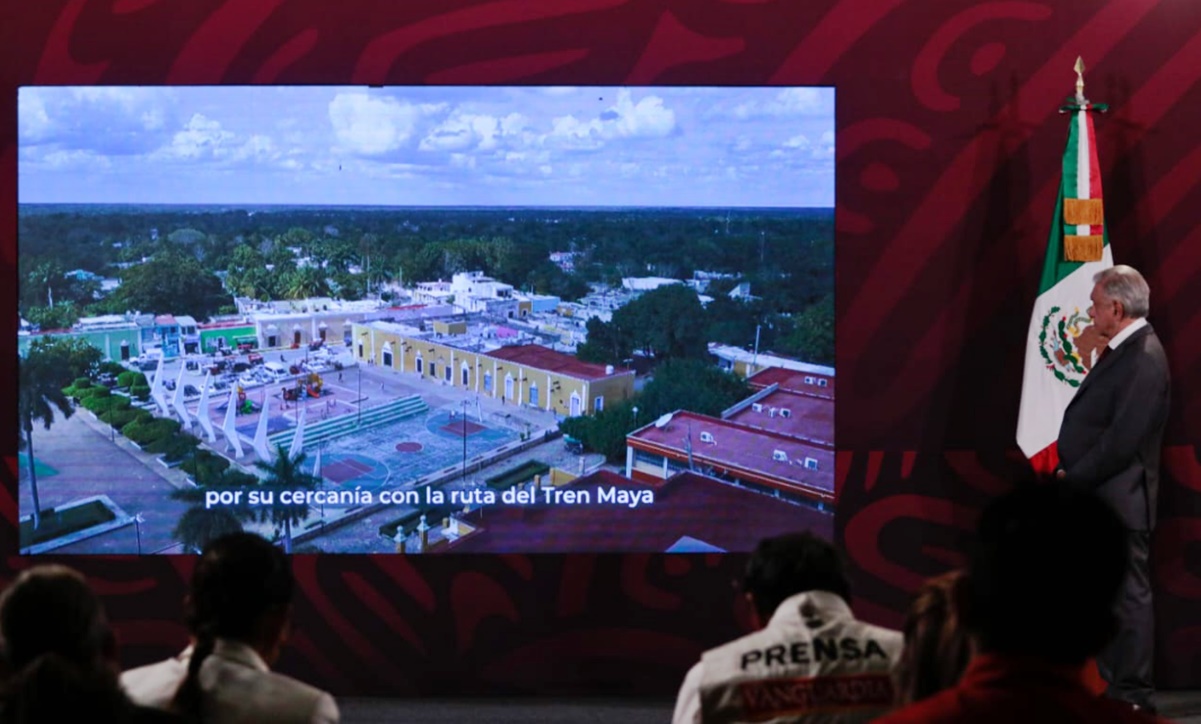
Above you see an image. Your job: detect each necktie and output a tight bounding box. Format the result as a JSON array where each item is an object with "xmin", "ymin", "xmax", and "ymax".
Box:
[{"xmin": 1096, "ymin": 346, "xmax": 1112, "ymax": 365}]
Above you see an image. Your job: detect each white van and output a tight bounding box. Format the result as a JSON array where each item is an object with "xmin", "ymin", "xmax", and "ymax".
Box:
[{"xmin": 263, "ymin": 362, "xmax": 291, "ymax": 381}]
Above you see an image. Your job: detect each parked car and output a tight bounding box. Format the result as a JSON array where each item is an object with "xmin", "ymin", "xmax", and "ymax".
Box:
[
  {"xmin": 163, "ymin": 379, "xmax": 177, "ymax": 391},
  {"xmin": 247, "ymin": 352, "xmax": 264, "ymax": 366}
]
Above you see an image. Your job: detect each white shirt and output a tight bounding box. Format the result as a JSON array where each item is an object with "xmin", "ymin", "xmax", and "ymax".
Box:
[
  {"xmin": 672, "ymin": 591, "xmax": 903, "ymax": 724},
  {"xmin": 1107, "ymin": 317, "xmax": 1147, "ymax": 351},
  {"xmin": 121, "ymin": 641, "xmax": 339, "ymax": 724}
]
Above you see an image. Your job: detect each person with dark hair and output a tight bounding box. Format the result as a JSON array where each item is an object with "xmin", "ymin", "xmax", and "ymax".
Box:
[
  {"xmin": 892, "ymin": 570, "xmax": 971, "ymax": 706},
  {"xmin": 121, "ymin": 533, "xmax": 338, "ymax": 723},
  {"xmin": 877, "ymin": 485, "xmax": 1165, "ymax": 723},
  {"xmin": 1055, "ymin": 264, "xmax": 1170, "ymax": 713},
  {"xmin": 0, "ymin": 565, "xmax": 179, "ymax": 723},
  {"xmin": 672, "ymin": 532, "xmax": 902, "ymax": 723}
]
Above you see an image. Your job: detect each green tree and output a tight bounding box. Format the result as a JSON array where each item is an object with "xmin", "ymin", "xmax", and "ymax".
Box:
[
  {"xmin": 116, "ymin": 250, "xmax": 228, "ymax": 318},
  {"xmin": 18, "ymin": 338, "xmax": 100, "ymax": 529},
  {"xmin": 638, "ymin": 359, "xmax": 750, "ymax": 419},
  {"xmin": 21, "ymin": 260, "xmax": 64, "ymax": 309},
  {"xmin": 576, "ymin": 316, "xmax": 633, "ymax": 365},
  {"xmin": 170, "ymin": 468, "xmax": 256, "ymax": 553},
  {"xmin": 560, "ymin": 360, "xmax": 749, "ymax": 461},
  {"xmin": 253, "ymin": 445, "xmax": 320, "ymax": 553},
  {"xmin": 613, "ymin": 284, "xmax": 708, "ymax": 360},
  {"xmin": 24, "ymin": 302, "xmax": 82, "ymax": 331},
  {"xmin": 777, "ymin": 294, "xmax": 834, "ymax": 366},
  {"xmin": 560, "ymin": 400, "xmax": 641, "ymax": 461},
  {"xmin": 283, "ymin": 266, "xmax": 330, "ymax": 300}
]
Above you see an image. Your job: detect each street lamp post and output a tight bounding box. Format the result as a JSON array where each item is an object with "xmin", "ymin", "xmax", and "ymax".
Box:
[
  {"xmin": 133, "ymin": 513, "xmax": 144, "ymax": 555},
  {"xmin": 356, "ymin": 364, "xmax": 362, "ymax": 427},
  {"xmin": 461, "ymin": 400, "xmax": 469, "ymax": 484}
]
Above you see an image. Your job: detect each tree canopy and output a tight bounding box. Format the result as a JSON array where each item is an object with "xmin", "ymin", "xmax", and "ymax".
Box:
[
  {"xmin": 113, "ymin": 250, "xmax": 229, "ymax": 319},
  {"xmin": 560, "ymin": 359, "xmax": 750, "ymax": 461}
]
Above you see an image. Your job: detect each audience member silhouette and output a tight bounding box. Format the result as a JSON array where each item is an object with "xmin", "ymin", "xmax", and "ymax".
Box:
[
  {"xmin": 121, "ymin": 533, "xmax": 338, "ymax": 723},
  {"xmin": 892, "ymin": 570, "xmax": 971, "ymax": 705},
  {"xmin": 673, "ymin": 532, "xmax": 903, "ymax": 723},
  {"xmin": 876, "ymin": 485, "xmax": 1164, "ymax": 723},
  {"xmin": 0, "ymin": 564, "xmax": 178, "ymax": 724}
]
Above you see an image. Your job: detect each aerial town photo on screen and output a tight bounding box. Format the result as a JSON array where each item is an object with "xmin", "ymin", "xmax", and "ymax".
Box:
[{"xmin": 17, "ymin": 86, "xmax": 834, "ymax": 554}]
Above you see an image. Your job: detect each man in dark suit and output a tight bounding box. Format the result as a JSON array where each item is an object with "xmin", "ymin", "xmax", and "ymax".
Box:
[{"xmin": 1056, "ymin": 264, "xmax": 1170, "ymax": 714}]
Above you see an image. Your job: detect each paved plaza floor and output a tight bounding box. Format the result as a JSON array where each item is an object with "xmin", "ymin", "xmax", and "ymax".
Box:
[{"xmin": 18, "ymin": 361, "xmax": 608, "ymax": 555}]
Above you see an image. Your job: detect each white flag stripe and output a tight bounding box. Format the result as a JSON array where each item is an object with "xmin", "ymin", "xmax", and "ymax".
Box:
[
  {"xmin": 1015, "ymin": 245, "xmax": 1113, "ymax": 457},
  {"xmin": 1076, "ymin": 109, "xmax": 1091, "ymax": 244}
]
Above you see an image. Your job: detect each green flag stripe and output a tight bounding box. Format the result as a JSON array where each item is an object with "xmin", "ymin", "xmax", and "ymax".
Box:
[
  {"xmin": 1063, "ymin": 112, "xmax": 1081, "ymax": 199},
  {"xmin": 1037, "ymin": 110, "xmax": 1110, "ymax": 295}
]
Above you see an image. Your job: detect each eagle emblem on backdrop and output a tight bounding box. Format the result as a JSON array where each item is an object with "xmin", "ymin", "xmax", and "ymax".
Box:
[{"xmin": 1037, "ymin": 306, "xmax": 1105, "ymax": 387}]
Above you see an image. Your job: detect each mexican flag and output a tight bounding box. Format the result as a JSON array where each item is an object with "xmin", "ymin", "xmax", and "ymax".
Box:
[{"xmin": 1016, "ymin": 97, "xmax": 1113, "ymax": 474}]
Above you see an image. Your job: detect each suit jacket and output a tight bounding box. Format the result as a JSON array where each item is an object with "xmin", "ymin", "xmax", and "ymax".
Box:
[
  {"xmin": 121, "ymin": 641, "xmax": 339, "ymax": 724},
  {"xmin": 1057, "ymin": 324, "xmax": 1170, "ymax": 531}
]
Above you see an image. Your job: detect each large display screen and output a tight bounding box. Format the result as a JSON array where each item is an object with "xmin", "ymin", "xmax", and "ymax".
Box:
[{"xmin": 17, "ymin": 86, "xmax": 834, "ymax": 555}]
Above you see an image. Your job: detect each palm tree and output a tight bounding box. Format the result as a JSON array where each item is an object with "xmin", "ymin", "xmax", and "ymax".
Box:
[
  {"xmin": 18, "ymin": 348, "xmax": 74, "ymax": 530},
  {"xmin": 283, "ymin": 267, "xmax": 329, "ymax": 301},
  {"xmin": 254, "ymin": 444, "xmax": 320, "ymax": 553},
  {"xmin": 172, "ymin": 506, "xmax": 245, "ymax": 554},
  {"xmin": 170, "ymin": 468, "xmax": 256, "ymax": 553}
]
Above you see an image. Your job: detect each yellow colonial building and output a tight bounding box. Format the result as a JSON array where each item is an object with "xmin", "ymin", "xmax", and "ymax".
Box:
[{"xmin": 352, "ymin": 321, "xmax": 634, "ymax": 417}]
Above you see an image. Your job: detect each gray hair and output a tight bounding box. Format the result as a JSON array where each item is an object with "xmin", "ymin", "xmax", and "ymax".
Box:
[{"xmin": 1093, "ymin": 265, "xmax": 1150, "ymax": 318}]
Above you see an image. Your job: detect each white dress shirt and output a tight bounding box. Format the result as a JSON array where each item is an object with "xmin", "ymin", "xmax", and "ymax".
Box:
[{"xmin": 122, "ymin": 640, "xmax": 339, "ymax": 724}]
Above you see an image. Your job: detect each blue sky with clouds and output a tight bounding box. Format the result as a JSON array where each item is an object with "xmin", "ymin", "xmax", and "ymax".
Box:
[{"xmin": 19, "ymin": 86, "xmax": 834, "ymax": 208}]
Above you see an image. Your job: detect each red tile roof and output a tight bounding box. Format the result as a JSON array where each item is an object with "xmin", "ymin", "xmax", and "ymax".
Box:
[
  {"xmin": 749, "ymin": 367, "xmax": 835, "ymax": 398},
  {"xmin": 486, "ymin": 344, "xmax": 632, "ymax": 381},
  {"xmin": 442, "ymin": 470, "xmax": 833, "ymax": 553},
  {"xmin": 627, "ymin": 411, "xmax": 833, "ymax": 501},
  {"xmin": 727, "ymin": 390, "xmax": 833, "ymax": 446}
]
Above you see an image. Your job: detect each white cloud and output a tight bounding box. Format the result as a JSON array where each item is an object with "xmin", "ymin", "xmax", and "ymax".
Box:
[
  {"xmin": 733, "ymin": 87, "xmax": 830, "ymax": 119},
  {"xmin": 610, "ymin": 91, "xmax": 675, "ymax": 137},
  {"xmin": 161, "ymin": 113, "xmax": 235, "ymax": 160},
  {"xmin": 18, "ymin": 91, "xmax": 51, "ymax": 142},
  {"xmin": 329, "ymin": 94, "xmax": 437, "ymax": 156},
  {"xmin": 784, "ymin": 134, "xmax": 810, "ymax": 149},
  {"xmin": 229, "ymin": 134, "xmax": 277, "ymax": 163},
  {"xmin": 419, "ymin": 112, "xmax": 527, "ymax": 152},
  {"xmin": 41, "ymin": 149, "xmax": 112, "ymax": 170},
  {"xmin": 19, "ymin": 86, "xmax": 173, "ymax": 151},
  {"xmin": 813, "ymin": 131, "xmax": 835, "ymax": 158},
  {"xmin": 546, "ymin": 90, "xmax": 675, "ymax": 149}
]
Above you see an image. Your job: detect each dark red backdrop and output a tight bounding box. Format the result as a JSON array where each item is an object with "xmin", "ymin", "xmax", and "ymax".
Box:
[{"xmin": 3, "ymin": 0, "xmax": 1200, "ymax": 694}]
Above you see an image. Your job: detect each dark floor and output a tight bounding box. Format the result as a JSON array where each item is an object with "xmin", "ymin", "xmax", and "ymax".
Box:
[{"xmin": 338, "ymin": 692, "xmax": 1201, "ymax": 723}]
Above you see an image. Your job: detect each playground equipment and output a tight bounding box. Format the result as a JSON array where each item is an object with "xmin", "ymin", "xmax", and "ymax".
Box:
[
  {"xmin": 283, "ymin": 372, "xmax": 325, "ymax": 402},
  {"xmin": 214, "ymin": 385, "xmax": 262, "ymax": 415}
]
